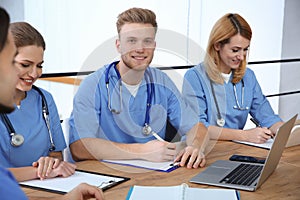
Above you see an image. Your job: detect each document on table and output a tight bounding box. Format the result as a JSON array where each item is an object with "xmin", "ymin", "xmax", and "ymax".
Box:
[
  {"xmin": 102, "ymin": 159, "xmax": 180, "ymax": 172},
  {"xmin": 126, "ymin": 184, "xmax": 240, "ymax": 200},
  {"xmin": 233, "ymin": 139, "xmax": 273, "ymax": 149},
  {"xmin": 233, "ymin": 120, "xmax": 300, "ymax": 150},
  {"xmin": 20, "ymin": 169, "xmax": 130, "ymax": 194}
]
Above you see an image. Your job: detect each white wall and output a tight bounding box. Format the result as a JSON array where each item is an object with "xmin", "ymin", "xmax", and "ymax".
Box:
[
  {"xmin": 279, "ymin": 0, "xmax": 300, "ymax": 121},
  {"xmin": 16, "ymin": 0, "xmax": 285, "ymax": 120}
]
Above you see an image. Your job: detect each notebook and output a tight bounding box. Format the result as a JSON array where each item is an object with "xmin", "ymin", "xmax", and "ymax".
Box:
[
  {"xmin": 190, "ymin": 114, "xmax": 298, "ymax": 191},
  {"xmin": 126, "ymin": 183, "xmax": 240, "ymax": 200}
]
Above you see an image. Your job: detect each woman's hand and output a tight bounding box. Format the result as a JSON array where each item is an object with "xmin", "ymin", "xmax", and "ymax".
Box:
[
  {"xmin": 32, "ymin": 157, "xmax": 76, "ymax": 180},
  {"xmin": 244, "ymin": 127, "xmax": 274, "ymax": 143}
]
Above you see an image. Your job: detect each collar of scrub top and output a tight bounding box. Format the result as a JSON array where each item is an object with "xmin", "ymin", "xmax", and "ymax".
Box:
[{"xmin": 105, "ymin": 61, "xmax": 155, "ymax": 134}]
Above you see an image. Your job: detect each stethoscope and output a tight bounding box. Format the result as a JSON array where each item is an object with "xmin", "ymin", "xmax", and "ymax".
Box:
[
  {"xmin": 0, "ymin": 85, "xmax": 56, "ymax": 151},
  {"xmin": 210, "ymin": 79, "xmax": 249, "ymax": 127},
  {"xmin": 105, "ymin": 61, "xmax": 156, "ymax": 137}
]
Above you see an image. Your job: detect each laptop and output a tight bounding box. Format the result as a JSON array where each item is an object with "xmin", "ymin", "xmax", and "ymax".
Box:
[
  {"xmin": 190, "ymin": 114, "xmax": 298, "ymax": 191},
  {"xmin": 286, "ymin": 119, "xmax": 300, "ymax": 147}
]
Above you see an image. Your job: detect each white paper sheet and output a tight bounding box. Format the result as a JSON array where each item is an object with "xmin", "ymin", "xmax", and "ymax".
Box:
[
  {"xmin": 20, "ymin": 170, "xmax": 127, "ymax": 193},
  {"xmin": 103, "ymin": 159, "xmax": 180, "ymax": 172},
  {"xmin": 126, "ymin": 184, "xmax": 239, "ymax": 200},
  {"xmin": 233, "ymin": 139, "xmax": 273, "ymax": 149}
]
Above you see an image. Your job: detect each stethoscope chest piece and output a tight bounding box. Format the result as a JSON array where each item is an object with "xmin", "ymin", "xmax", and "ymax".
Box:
[
  {"xmin": 217, "ymin": 118, "xmax": 225, "ymax": 127},
  {"xmin": 10, "ymin": 133, "xmax": 24, "ymax": 147},
  {"xmin": 142, "ymin": 124, "xmax": 152, "ymax": 136}
]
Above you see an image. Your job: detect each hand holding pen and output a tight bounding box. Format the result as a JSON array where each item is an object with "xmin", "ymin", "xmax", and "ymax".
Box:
[{"xmin": 250, "ymin": 118, "xmax": 274, "ymax": 139}]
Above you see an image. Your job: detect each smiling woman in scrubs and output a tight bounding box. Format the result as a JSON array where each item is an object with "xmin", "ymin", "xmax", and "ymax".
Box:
[
  {"xmin": 182, "ymin": 13, "xmax": 283, "ymax": 144},
  {"xmin": 0, "ymin": 22, "xmax": 76, "ymax": 182}
]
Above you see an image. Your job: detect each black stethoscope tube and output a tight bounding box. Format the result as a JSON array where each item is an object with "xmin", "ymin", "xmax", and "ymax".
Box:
[{"xmin": 1, "ymin": 85, "xmax": 56, "ymax": 151}]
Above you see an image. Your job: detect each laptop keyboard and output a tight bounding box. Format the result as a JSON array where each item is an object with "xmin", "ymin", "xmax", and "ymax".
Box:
[{"xmin": 220, "ymin": 163, "xmax": 263, "ymax": 186}]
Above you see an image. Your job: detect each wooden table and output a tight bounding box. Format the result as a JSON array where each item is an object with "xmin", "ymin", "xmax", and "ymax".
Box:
[{"xmin": 22, "ymin": 141, "xmax": 300, "ymax": 199}]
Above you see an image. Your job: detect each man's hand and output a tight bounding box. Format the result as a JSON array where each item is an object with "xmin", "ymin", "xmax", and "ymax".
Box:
[
  {"xmin": 174, "ymin": 146, "xmax": 206, "ymax": 168},
  {"xmin": 142, "ymin": 140, "xmax": 176, "ymax": 162}
]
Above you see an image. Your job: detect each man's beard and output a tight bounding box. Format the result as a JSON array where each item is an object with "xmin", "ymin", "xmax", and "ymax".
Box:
[
  {"xmin": 121, "ymin": 54, "xmax": 153, "ymax": 72},
  {"xmin": 0, "ymin": 103, "xmax": 15, "ymax": 114}
]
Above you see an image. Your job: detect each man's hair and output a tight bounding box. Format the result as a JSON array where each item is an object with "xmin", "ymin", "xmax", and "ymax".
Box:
[
  {"xmin": 0, "ymin": 7, "xmax": 10, "ymax": 52},
  {"xmin": 10, "ymin": 22, "xmax": 46, "ymax": 50},
  {"xmin": 116, "ymin": 7, "xmax": 157, "ymax": 34}
]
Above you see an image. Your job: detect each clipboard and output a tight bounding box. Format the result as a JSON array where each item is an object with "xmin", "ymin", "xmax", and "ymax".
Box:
[{"xmin": 19, "ymin": 169, "xmax": 130, "ymax": 194}]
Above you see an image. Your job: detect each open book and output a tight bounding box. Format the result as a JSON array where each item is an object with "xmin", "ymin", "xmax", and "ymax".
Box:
[{"xmin": 126, "ymin": 183, "xmax": 240, "ymax": 200}]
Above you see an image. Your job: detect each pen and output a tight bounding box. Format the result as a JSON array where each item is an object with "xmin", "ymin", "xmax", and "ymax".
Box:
[
  {"xmin": 152, "ymin": 131, "xmax": 165, "ymax": 142},
  {"xmin": 250, "ymin": 117, "xmax": 261, "ymax": 127},
  {"xmin": 169, "ymin": 161, "xmax": 180, "ymax": 167}
]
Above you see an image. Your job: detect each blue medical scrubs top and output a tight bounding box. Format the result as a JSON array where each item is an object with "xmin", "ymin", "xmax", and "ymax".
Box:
[
  {"xmin": 0, "ymin": 166, "xmax": 28, "ymax": 200},
  {"xmin": 182, "ymin": 63, "xmax": 281, "ymax": 129},
  {"xmin": 69, "ymin": 61, "xmax": 198, "ymax": 144},
  {"xmin": 0, "ymin": 88, "xmax": 66, "ymax": 167}
]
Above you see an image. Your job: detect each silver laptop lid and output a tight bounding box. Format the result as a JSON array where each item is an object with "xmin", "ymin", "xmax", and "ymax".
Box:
[
  {"xmin": 256, "ymin": 114, "xmax": 298, "ymax": 188},
  {"xmin": 190, "ymin": 114, "xmax": 298, "ymax": 191}
]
